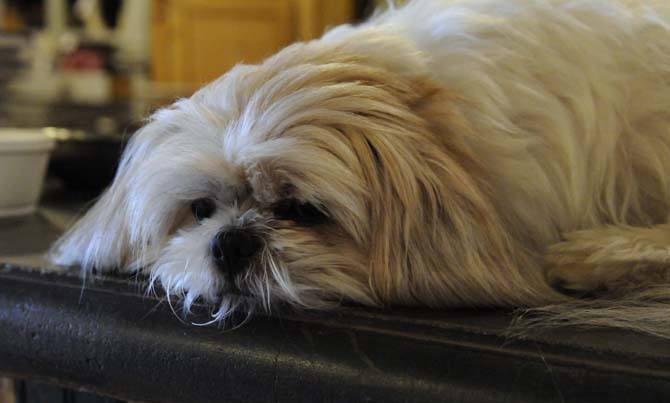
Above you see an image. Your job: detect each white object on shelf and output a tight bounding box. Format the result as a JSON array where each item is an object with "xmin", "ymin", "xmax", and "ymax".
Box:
[
  {"xmin": 65, "ymin": 70, "xmax": 112, "ymax": 105},
  {"xmin": 46, "ymin": 0, "xmax": 67, "ymax": 36},
  {"xmin": 0, "ymin": 129, "xmax": 55, "ymax": 218},
  {"xmin": 115, "ymin": 0, "xmax": 151, "ymax": 65}
]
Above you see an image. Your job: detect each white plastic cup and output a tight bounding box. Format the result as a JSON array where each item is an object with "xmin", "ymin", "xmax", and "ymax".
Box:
[{"xmin": 0, "ymin": 128, "xmax": 55, "ymax": 218}]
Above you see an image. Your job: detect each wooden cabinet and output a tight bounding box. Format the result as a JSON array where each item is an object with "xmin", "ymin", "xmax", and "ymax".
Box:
[{"xmin": 151, "ymin": 0, "xmax": 353, "ymax": 86}]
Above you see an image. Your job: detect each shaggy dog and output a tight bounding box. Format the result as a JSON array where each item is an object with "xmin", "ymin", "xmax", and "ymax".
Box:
[{"xmin": 51, "ymin": 0, "xmax": 670, "ymax": 334}]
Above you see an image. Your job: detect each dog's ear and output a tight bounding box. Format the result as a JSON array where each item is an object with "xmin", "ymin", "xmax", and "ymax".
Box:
[
  {"xmin": 49, "ymin": 121, "xmax": 169, "ymax": 272},
  {"xmin": 49, "ymin": 176, "xmax": 131, "ymax": 271},
  {"xmin": 361, "ymin": 100, "xmax": 478, "ymax": 305},
  {"xmin": 358, "ymin": 70, "xmax": 548, "ymax": 307}
]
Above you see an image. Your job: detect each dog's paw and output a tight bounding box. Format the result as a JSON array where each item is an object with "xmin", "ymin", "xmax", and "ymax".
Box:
[
  {"xmin": 544, "ymin": 242, "xmax": 608, "ymax": 292},
  {"xmin": 544, "ymin": 229, "xmax": 636, "ymax": 292},
  {"xmin": 544, "ymin": 225, "xmax": 670, "ymax": 293}
]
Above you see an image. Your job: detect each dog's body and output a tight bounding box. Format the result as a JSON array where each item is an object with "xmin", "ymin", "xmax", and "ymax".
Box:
[{"xmin": 52, "ymin": 0, "xmax": 670, "ymax": 333}]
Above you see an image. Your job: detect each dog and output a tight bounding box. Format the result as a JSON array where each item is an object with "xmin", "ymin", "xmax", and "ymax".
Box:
[{"xmin": 51, "ymin": 0, "xmax": 670, "ymax": 335}]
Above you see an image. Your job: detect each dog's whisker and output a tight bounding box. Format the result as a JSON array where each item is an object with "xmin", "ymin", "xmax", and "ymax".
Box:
[{"xmin": 164, "ymin": 279, "xmax": 189, "ymax": 326}]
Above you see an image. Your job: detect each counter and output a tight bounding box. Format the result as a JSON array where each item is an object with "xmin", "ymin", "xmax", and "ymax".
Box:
[{"xmin": 1, "ymin": 199, "xmax": 670, "ymax": 402}]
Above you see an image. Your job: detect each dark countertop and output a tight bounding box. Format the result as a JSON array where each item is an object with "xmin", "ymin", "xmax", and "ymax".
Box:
[
  {"xmin": 2, "ymin": 200, "xmax": 670, "ymax": 402},
  {"xmin": 0, "ymin": 195, "xmax": 84, "ymax": 266}
]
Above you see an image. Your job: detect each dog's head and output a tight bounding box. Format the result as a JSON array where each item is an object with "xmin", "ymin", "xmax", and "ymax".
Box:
[{"xmin": 50, "ymin": 29, "xmax": 522, "ymax": 320}]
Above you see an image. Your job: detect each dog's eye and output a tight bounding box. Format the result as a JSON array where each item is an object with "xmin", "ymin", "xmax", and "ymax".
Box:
[
  {"xmin": 272, "ymin": 199, "xmax": 329, "ymax": 226},
  {"xmin": 190, "ymin": 198, "xmax": 216, "ymax": 222}
]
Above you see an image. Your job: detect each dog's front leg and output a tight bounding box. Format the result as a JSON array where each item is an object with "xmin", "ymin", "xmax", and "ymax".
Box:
[{"xmin": 544, "ymin": 225, "xmax": 670, "ymax": 292}]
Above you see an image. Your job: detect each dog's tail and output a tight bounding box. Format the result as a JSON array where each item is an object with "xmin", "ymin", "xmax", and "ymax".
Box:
[{"xmin": 510, "ymin": 285, "xmax": 670, "ymax": 338}]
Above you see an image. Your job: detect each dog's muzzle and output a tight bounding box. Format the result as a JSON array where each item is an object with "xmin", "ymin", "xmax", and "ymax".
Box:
[{"xmin": 210, "ymin": 229, "xmax": 262, "ymax": 280}]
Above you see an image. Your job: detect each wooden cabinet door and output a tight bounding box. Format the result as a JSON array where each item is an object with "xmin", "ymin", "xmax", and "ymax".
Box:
[
  {"xmin": 151, "ymin": 0, "xmax": 353, "ymax": 86},
  {"xmin": 152, "ymin": 0, "xmax": 293, "ymax": 85}
]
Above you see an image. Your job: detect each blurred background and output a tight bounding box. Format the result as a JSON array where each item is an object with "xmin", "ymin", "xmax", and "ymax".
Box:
[{"xmin": 0, "ymin": 0, "xmax": 378, "ymax": 198}]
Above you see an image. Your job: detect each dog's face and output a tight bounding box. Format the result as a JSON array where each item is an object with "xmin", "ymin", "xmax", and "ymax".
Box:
[{"xmin": 51, "ymin": 32, "xmax": 525, "ymax": 320}]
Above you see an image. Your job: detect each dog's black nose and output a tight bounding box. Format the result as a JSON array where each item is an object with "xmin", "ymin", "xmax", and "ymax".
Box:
[{"xmin": 211, "ymin": 229, "xmax": 262, "ymax": 277}]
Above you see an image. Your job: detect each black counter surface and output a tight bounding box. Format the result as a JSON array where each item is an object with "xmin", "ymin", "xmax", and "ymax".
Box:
[{"xmin": 1, "ymin": 203, "xmax": 670, "ymax": 403}]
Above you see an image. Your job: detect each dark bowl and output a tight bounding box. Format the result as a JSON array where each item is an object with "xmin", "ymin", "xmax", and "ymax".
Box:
[{"xmin": 46, "ymin": 128, "xmax": 126, "ymax": 191}]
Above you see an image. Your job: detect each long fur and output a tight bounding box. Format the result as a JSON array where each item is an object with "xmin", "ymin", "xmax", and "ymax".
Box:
[{"xmin": 51, "ymin": 0, "xmax": 670, "ymax": 335}]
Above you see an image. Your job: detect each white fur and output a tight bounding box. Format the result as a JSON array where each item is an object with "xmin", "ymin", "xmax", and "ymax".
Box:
[{"xmin": 51, "ymin": 0, "xmax": 670, "ymax": 334}]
